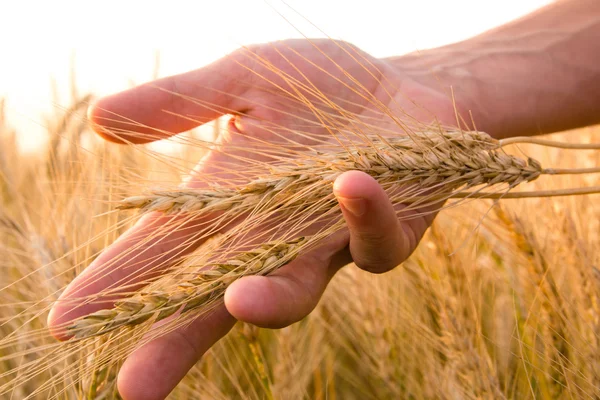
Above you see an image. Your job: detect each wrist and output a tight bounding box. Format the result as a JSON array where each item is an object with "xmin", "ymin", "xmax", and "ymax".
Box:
[
  {"xmin": 384, "ymin": 0, "xmax": 600, "ymax": 139},
  {"xmin": 383, "ymin": 43, "xmax": 491, "ymax": 135}
]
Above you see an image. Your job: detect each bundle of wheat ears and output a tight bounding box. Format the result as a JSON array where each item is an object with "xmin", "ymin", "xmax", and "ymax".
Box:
[
  {"xmin": 65, "ymin": 129, "xmax": 600, "ymax": 339},
  {"xmin": 2, "ymin": 35, "xmax": 600, "ymax": 399}
]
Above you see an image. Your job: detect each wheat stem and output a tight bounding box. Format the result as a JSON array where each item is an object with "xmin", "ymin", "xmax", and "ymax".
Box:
[
  {"xmin": 543, "ymin": 167, "xmax": 600, "ymax": 175},
  {"xmin": 499, "ymin": 136, "xmax": 600, "ymax": 149},
  {"xmin": 447, "ymin": 186, "xmax": 600, "ymax": 199}
]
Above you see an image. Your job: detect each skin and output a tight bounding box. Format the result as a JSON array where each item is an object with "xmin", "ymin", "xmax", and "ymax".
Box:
[{"xmin": 47, "ymin": 0, "xmax": 600, "ymax": 399}]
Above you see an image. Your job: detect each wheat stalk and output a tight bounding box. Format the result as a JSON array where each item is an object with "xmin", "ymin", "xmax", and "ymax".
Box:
[{"xmin": 68, "ymin": 237, "xmax": 307, "ymax": 339}]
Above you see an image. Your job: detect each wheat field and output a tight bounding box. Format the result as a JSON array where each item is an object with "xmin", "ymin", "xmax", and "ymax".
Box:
[{"xmin": 1, "ymin": 23, "xmax": 600, "ymax": 400}]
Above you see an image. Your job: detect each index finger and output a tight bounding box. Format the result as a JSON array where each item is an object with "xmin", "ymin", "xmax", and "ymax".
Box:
[{"xmin": 89, "ymin": 49, "xmax": 253, "ymax": 144}]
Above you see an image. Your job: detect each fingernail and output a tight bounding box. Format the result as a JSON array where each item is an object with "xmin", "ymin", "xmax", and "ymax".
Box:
[{"xmin": 337, "ymin": 196, "xmax": 366, "ymax": 217}]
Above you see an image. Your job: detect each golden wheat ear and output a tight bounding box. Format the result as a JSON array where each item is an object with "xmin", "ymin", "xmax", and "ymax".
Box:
[{"xmin": 67, "ymin": 237, "xmax": 307, "ymax": 339}]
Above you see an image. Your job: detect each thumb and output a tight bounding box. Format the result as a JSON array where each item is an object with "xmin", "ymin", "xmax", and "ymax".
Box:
[{"xmin": 333, "ymin": 170, "xmax": 412, "ymax": 274}]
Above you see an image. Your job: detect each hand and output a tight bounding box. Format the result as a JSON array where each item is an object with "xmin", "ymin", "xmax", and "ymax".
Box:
[{"xmin": 48, "ymin": 39, "xmax": 458, "ymax": 400}]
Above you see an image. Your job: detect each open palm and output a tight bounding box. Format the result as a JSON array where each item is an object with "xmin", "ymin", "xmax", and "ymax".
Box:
[{"xmin": 49, "ymin": 39, "xmax": 458, "ymax": 400}]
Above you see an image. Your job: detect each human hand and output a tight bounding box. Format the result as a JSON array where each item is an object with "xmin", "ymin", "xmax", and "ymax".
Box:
[{"xmin": 48, "ymin": 39, "xmax": 458, "ymax": 400}]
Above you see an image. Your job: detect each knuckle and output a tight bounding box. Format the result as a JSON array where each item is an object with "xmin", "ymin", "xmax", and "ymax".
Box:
[
  {"xmin": 351, "ymin": 231, "xmax": 405, "ymax": 274},
  {"xmin": 354, "ymin": 229, "xmax": 388, "ymax": 245},
  {"xmin": 353, "ymin": 251, "xmax": 402, "ymax": 274}
]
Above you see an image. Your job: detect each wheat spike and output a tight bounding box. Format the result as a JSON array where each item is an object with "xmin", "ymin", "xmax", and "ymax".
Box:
[
  {"xmin": 117, "ymin": 130, "xmax": 543, "ymax": 216},
  {"xmin": 68, "ymin": 237, "xmax": 307, "ymax": 339}
]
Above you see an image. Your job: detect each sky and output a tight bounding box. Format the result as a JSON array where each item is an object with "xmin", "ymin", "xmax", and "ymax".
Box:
[{"xmin": 0, "ymin": 0, "xmax": 551, "ymax": 151}]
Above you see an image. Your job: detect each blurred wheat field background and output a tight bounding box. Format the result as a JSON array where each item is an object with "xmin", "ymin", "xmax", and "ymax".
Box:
[
  {"xmin": 2, "ymin": 89, "xmax": 600, "ymax": 398},
  {"xmin": 2, "ymin": 1, "xmax": 600, "ymax": 399}
]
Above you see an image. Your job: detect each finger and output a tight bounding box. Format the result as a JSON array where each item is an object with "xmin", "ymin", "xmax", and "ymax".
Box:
[
  {"xmin": 224, "ymin": 230, "xmax": 350, "ymax": 328},
  {"xmin": 117, "ymin": 306, "xmax": 236, "ymax": 400},
  {"xmin": 89, "ymin": 49, "xmax": 254, "ymax": 144},
  {"xmin": 333, "ymin": 170, "xmax": 413, "ymax": 274}
]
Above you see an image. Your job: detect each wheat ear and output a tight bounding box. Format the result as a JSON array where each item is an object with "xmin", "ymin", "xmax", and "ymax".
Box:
[
  {"xmin": 68, "ymin": 237, "xmax": 307, "ymax": 339},
  {"xmin": 117, "ymin": 130, "xmax": 543, "ymax": 216}
]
